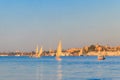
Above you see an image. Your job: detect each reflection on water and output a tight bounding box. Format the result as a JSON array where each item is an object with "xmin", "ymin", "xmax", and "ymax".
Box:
[
  {"xmin": 57, "ymin": 62, "xmax": 62, "ymax": 80},
  {"xmin": 36, "ymin": 61, "xmax": 44, "ymax": 80},
  {"xmin": 35, "ymin": 61, "xmax": 63, "ymax": 80}
]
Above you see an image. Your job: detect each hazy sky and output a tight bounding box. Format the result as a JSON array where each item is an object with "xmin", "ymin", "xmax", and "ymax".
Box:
[{"xmin": 0, "ymin": 0, "xmax": 120, "ymax": 52}]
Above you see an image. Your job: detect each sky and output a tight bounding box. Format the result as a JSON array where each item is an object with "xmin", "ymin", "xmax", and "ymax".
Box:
[{"xmin": 0, "ymin": 0, "xmax": 120, "ymax": 52}]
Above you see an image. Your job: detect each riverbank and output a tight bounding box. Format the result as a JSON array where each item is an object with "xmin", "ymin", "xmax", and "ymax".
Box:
[
  {"xmin": 0, "ymin": 51, "xmax": 120, "ymax": 56},
  {"xmin": 1, "ymin": 44, "xmax": 120, "ymax": 56}
]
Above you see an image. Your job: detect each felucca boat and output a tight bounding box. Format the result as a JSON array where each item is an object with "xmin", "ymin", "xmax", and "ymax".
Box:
[
  {"xmin": 33, "ymin": 46, "xmax": 43, "ymax": 58},
  {"xmin": 56, "ymin": 41, "xmax": 62, "ymax": 61},
  {"xmin": 37, "ymin": 47, "xmax": 43, "ymax": 58}
]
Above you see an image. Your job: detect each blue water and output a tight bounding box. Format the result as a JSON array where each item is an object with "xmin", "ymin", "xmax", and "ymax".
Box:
[{"xmin": 0, "ymin": 56, "xmax": 120, "ymax": 80}]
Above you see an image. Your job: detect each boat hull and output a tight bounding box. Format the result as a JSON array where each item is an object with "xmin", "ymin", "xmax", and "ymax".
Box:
[{"xmin": 98, "ymin": 56, "xmax": 105, "ymax": 60}]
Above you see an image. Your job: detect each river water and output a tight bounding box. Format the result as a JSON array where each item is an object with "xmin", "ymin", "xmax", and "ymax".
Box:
[{"xmin": 0, "ymin": 56, "xmax": 120, "ymax": 80}]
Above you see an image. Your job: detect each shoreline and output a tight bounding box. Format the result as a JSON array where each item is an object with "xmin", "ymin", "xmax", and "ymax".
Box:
[
  {"xmin": 0, "ymin": 51, "xmax": 120, "ymax": 56},
  {"xmin": 1, "ymin": 44, "xmax": 120, "ymax": 56}
]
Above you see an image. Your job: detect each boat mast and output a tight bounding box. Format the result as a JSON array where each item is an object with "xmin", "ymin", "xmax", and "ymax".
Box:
[{"xmin": 36, "ymin": 45, "xmax": 39, "ymax": 56}]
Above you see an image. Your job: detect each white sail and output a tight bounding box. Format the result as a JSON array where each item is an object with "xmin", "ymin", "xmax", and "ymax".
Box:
[
  {"xmin": 56, "ymin": 41, "xmax": 62, "ymax": 61},
  {"xmin": 56, "ymin": 41, "xmax": 62, "ymax": 57},
  {"xmin": 37, "ymin": 47, "xmax": 43, "ymax": 58},
  {"xmin": 34, "ymin": 45, "xmax": 43, "ymax": 58}
]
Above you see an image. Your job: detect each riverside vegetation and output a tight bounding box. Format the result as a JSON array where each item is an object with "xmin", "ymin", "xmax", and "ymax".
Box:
[{"xmin": 0, "ymin": 44, "xmax": 120, "ymax": 56}]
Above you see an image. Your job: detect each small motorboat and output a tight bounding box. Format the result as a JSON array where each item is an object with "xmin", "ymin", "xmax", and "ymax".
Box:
[{"xmin": 98, "ymin": 55, "xmax": 105, "ymax": 60}]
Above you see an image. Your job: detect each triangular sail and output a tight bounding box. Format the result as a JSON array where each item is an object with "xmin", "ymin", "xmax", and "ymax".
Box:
[
  {"xmin": 56, "ymin": 41, "xmax": 62, "ymax": 61},
  {"xmin": 37, "ymin": 47, "xmax": 43, "ymax": 58},
  {"xmin": 34, "ymin": 45, "xmax": 43, "ymax": 58},
  {"xmin": 56, "ymin": 41, "xmax": 62, "ymax": 57}
]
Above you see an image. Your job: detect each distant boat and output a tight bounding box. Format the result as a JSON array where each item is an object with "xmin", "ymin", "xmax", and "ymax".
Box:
[
  {"xmin": 98, "ymin": 55, "xmax": 105, "ymax": 60},
  {"xmin": 31, "ymin": 45, "xmax": 43, "ymax": 58},
  {"xmin": 97, "ymin": 51, "xmax": 106, "ymax": 60},
  {"xmin": 56, "ymin": 41, "xmax": 62, "ymax": 61},
  {"xmin": 37, "ymin": 47, "xmax": 43, "ymax": 58}
]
